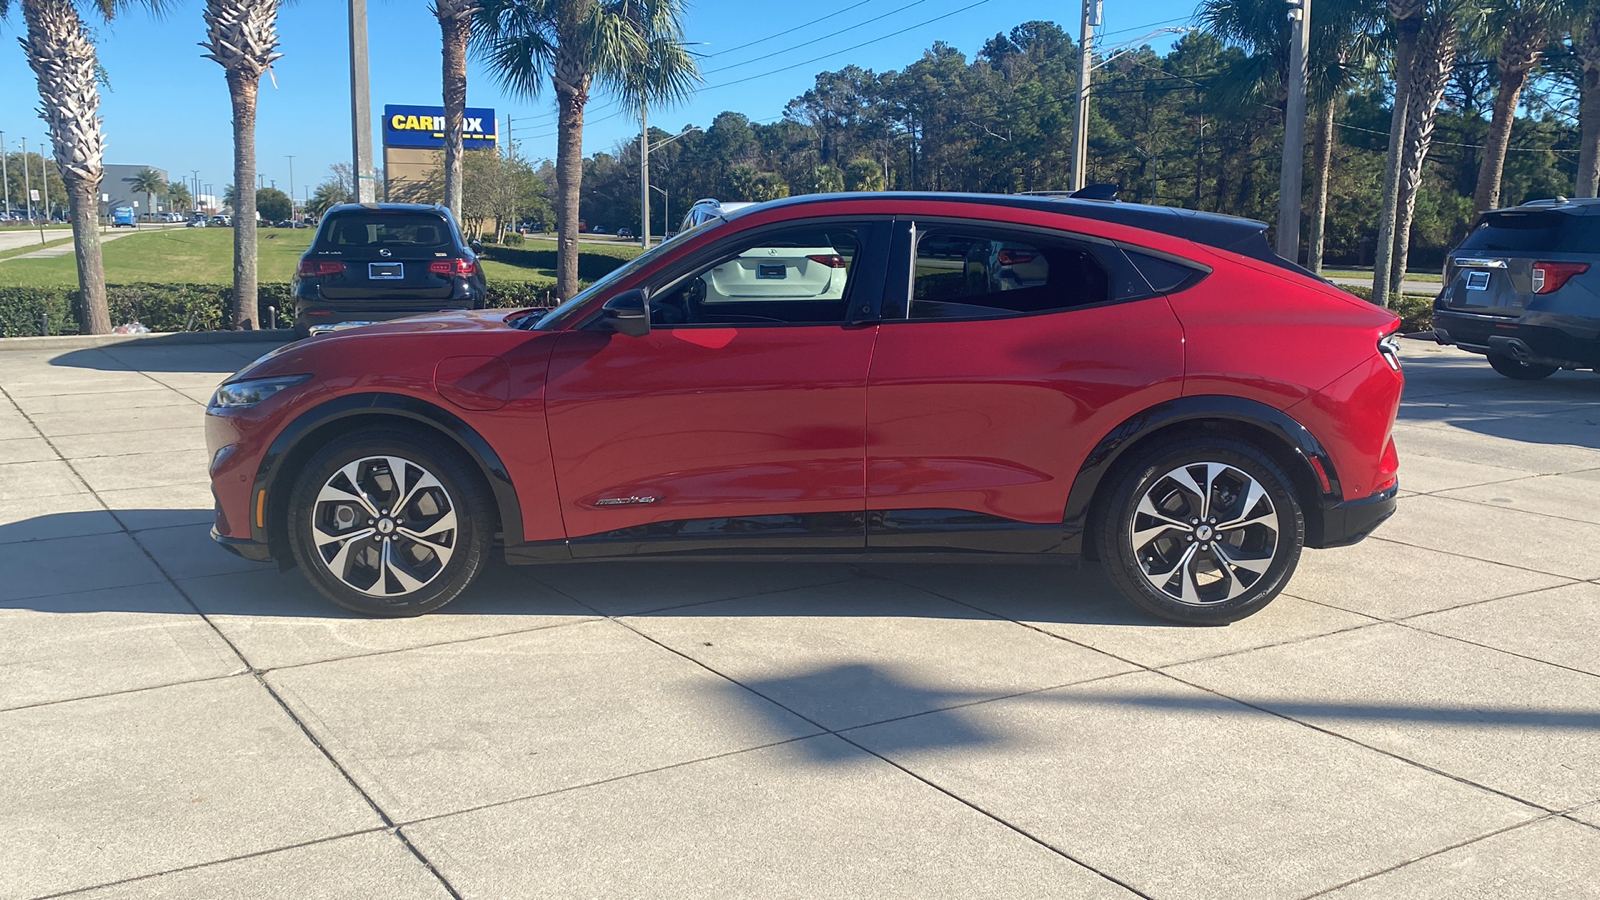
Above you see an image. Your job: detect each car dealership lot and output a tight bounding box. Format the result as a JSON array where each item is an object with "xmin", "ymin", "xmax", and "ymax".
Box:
[{"xmin": 1, "ymin": 337, "xmax": 1598, "ymax": 899}]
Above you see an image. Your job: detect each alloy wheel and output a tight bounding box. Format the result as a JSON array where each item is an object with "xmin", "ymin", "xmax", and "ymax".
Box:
[
  {"xmin": 310, "ymin": 455, "xmax": 458, "ymax": 597},
  {"xmin": 1129, "ymin": 461, "xmax": 1280, "ymax": 606}
]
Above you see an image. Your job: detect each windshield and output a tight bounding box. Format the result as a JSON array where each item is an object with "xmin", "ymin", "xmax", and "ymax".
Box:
[
  {"xmin": 1459, "ymin": 210, "xmax": 1600, "ymax": 253},
  {"xmin": 532, "ymin": 219, "xmax": 725, "ymax": 329}
]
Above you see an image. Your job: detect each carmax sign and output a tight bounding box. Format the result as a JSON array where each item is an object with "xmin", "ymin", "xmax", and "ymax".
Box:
[{"xmin": 383, "ymin": 104, "xmax": 498, "ymax": 149}]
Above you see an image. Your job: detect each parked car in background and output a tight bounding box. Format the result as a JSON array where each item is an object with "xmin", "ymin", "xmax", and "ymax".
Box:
[
  {"xmin": 289, "ymin": 202, "xmax": 487, "ymax": 340},
  {"xmin": 211, "ymin": 215, "xmax": 232, "ymax": 227},
  {"xmin": 678, "ymin": 198, "xmax": 756, "ymax": 236},
  {"xmin": 111, "ymin": 206, "xmax": 137, "ymax": 228},
  {"xmin": 210, "ymin": 192, "xmax": 1403, "ymax": 624},
  {"xmin": 591, "ymin": 225, "xmax": 608, "ymax": 235},
  {"xmin": 617, "ymin": 227, "xmax": 634, "ymax": 240},
  {"xmin": 1433, "ymin": 198, "xmax": 1600, "ymax": 379}
]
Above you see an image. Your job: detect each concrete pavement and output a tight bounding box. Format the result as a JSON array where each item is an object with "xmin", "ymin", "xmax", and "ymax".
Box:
[{"xmin": 1, "ymin": 338, "xmax": 1599, "ymax": 898}]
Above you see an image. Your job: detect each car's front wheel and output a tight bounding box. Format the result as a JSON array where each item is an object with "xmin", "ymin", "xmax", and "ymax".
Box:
[
  {"xmin": 1488, "ymin": 354, "xmax": 1558, "ymax": 380},
  {"xmin": 286, "ymin": 429, "xmax": 492, "ymax": 616},
  {"xmin": 1095, "ymin": 438, "xmax": 1305, "ymax": 624}
]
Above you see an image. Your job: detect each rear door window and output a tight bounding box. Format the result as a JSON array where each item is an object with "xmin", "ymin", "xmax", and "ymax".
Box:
[{"xmin": 901, "ymin": 229, "xmax": 1111, "ymax": 319}]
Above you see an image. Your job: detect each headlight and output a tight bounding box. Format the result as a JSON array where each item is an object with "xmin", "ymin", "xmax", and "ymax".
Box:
[{"xmin": 209, "ymin": 375, "xmax": 312, "ymax": 410}]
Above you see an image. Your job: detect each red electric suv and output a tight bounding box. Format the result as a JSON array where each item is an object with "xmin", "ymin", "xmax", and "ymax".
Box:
[{"xmin": 207, "ymin": 193, "xmax": 1403, "ymax": 624}]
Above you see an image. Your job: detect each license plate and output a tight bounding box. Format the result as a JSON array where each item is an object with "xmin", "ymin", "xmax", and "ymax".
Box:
[
  {"xmin": 757, "ymin": 263, "xmax": 787, "ymax": 279},
  {"xmin": 1465, "ymin": 271, "xmax": 1490, "ymax": 291},
  {"xmin": 368, "ymin": 262, "xmax": 403, "ymax": 280}
]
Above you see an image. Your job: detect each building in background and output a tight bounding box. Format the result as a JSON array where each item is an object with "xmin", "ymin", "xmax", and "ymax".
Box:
[
  {"xmin": 382, "ymin": 104, "xmax": 496, "ymax": 202},
  {"xmin": 103, "ymin": 164, "xmax": 170, "ymax": 214}
]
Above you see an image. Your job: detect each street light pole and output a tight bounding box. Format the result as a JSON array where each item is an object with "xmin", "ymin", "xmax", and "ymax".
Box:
[
  {"xmin": 640, "ymin": 101, "xmax": 650, "ymax": 248},
  {"xmin": 1, "ymin": 131, "xmax": 8, "ymax": 217},
  {"xmin": 20, "ymin": 138, "xmax": 32, "ymax": 222},
  {"xmin": 40, "ymin": 141, "xmax": 49, "ymax": 220},
  {"xmin": 1276, "ymin": 0, "xmax": 1311, "ymax": 263},
  {"xmin": 1072, "ymin": 0, "xmax": 1101, "ymax": 192},
  {"xmin": 287, "ymin": 154, "xmax": 296, "ymax": 214},
  {"xmin": 349, "ymin": 0, "xmax": 376, "ymax": 203},
  {"xmin": 650, "ymin": 183, "xmax": 669, "ymax": 240}
]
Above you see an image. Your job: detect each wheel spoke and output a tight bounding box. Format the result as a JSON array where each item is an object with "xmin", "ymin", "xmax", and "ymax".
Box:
[
  {"xmin": 398, "ymin": 507, "xmax": 457, "ymax": 545},
  {"xmin": 1214, "ymin": 541, "xmax": 1274, "ymax": 576},
  {"xmin": 1217, "ymin": 479, "xmax": 1272, "ymax": 531},
  {"xmin": 382, "ymin": 540, "xmax": 427, "ymax": 595},
  {"xmin": 393, "ymin": 465, "xmax": 444, "ymax": 516},
  {"xmin": 1133, "ymin": 495, "xmax": 1194, "ymax": 548},
  {"xmin": 324, "ymin": 531, "xmax": 373, "ymax": 584},
  {"xmin": 1173, "ymin": 544, "xmax": 1204, "ymax": 605},
  {"xmin": 317, "ymin": 462, "xmax": 381, "ymax": 518},
  {"xmin": 315, "ymin": 524, "xmax": 374, "ymax": 549}
]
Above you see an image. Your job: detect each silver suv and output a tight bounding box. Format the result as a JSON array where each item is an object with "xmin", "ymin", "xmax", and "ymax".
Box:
[
  {"xmin": 1434, "ymin": 198, "xmax": 1600, "ymax": 379},
  {"xmin": 677, "ymin": 198, "xmax": 755, "ymax": 236}
]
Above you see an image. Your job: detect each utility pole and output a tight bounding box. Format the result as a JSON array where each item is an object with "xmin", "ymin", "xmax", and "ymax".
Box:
[
  {"xmin": 1, "ymin": 131, "xmax": 8, "ymax": 217},
  {"xmin": 20, "ymin": 138, "xmax": 32, "ymax": 222},
  {"xmin": 1072, "ymin": 0, "xmax": 1102, "ymax": 192},
  {"xmin": 286, "ymin": 154, "xmax": 295, "ymax": 214},
  {"xmin": 1276, "ymin": 0, "xmax": 1311, "ymax": 263},
  {"xmin": 349, "ymin": 0, "xmax": 376, "ymax": 203},
  {"xmin": 640, "ymin": 101, "xmax": 650, "ymax": 248}
]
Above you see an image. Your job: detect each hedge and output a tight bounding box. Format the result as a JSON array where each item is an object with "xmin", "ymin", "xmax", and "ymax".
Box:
[
  {"xmin": 0, "ymin": 282, "xmax": 558, "ymax": 338},
  {"xmin": 1336, "ymin": 285, "xmax": 1435, "ymax": 333}
]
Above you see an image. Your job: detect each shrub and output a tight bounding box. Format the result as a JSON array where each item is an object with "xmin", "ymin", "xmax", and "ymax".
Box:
[
  {"xmin": 0, "ymin": 283, "xmax": 294, "ymax": 337},
  {"xmin": 1338, "ymin": 285, "xmax": 1434, "ymax": 333},
  {"xmin": 501, "ymin": 232, "xmax": 524, "ymax": 247}
]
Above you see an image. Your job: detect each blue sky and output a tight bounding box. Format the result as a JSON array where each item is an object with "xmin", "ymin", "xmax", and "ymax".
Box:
[{"xmin": 0, "ymin": 0, "xmax": 1197, "ymax": 200}]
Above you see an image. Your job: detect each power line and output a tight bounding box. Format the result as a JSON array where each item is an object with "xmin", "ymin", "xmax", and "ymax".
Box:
[
  {"xmin": 703, "ymin": 0, "xmax": 890, "ymax": 59},
  {"xmin": 704, "ymin": 0, "xmax": 937, "ymax": 76}
]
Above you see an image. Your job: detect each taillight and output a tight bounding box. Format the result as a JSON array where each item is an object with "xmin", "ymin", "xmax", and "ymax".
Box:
[
  {"xmin": 429, "ymin": 259, "xmax": 478, "ymax": 276},
  {"xmin": 1531, "ymin": 261, "xmax": 1588, "ymax": 294},
  {"xmin": 297, "ymin": 260, "xmax": 345, "ymax": 277},
  {"xmin": 1378, "ymin": 331, "xmax": 1401, "ymax": 372},
  {"xmin": 996, "ymin": 249, "xmax": 1037, "ymax": 266},
  {"xmin": 805, "ymin": 254, "xmax": 847, "ymax": 268}
]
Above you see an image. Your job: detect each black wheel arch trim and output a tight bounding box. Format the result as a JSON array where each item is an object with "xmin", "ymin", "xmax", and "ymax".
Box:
[
  {"xmin": 251, "ymin": 392, "xmax": 524, "ymax": 560},
  {"xmin": 1061, "ymin": 395, "xmax": 1342, "ymax": 552}
]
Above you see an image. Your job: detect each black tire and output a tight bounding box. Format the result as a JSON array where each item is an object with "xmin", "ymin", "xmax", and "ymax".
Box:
[
  {"xmin": 1488, "ymin": 354, "xmax": 1558, "ymax": 380},
  {"xmin": 1094, "ymin": 438, "xmax": 1304, "ymax": 625},
  {"xmin": 286, "ymin": 428, "xmax": 493, "ymax": 616}
]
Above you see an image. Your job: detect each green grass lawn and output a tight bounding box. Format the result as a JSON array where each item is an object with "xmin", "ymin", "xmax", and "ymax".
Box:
[
  {"xmin": 1323, "ymin": 265, "xmax": 1443, "ymax": 283},
  {"xmin": 0, "ymin": 229, "xmax": 641, "ymax": 289}
]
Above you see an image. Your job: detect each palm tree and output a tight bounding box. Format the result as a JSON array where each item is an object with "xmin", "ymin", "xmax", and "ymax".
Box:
[
  {"xmin": 1391, "ymin": 7, "xmax": 1466, "ymax": 294},
  {"xmin": 1373, "ymin": 0, "xmax": 1429, "ymax": 308},
  {"xmin": 435, "ymin": 0, "xmax": 477, "ymax": 222},
  {"xmin": 1578, "ymin": 6, "xmax": 1600, "ymax": 195},
  {"xmin": 202, "ymin": 0, "xmax": 282, "ymax": 331},
  {"xmin": 166, "ymin": 179, "xmax": 192, "ymax": 212},
  {"xmin": 475, "ymin": 0, "xmax": 699, "ymax": 301},
  {"xmin": 222, "ymin": 183, "xmax": 238, "ymax": 210},
  {"xmin": 2, "ymin": 0, "xmax": 164, "ymax": 334},
  {"xmin": 129, "ymin": 167, "xmax": 165, "ymax": 217},
  {"xmin": 1474, "ymin": 0, "xmax": 1577, "ymax": 212},
  {"xmin": 1196, "ymin": 0, "xmax": 1381, "ymax": 271}
]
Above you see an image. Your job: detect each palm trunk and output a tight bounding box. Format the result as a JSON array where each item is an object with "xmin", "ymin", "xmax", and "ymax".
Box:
[
  {"xmin": 440, "ymin": 10, "xmax": 470, "ymax": 221},
  {"xmin": 553, "ymin": 66, "xmax": 589, "ymax": 302},
  {"xmin": 1372, "ymin": 15, "xmax": 1419, "ymax": 308},
  {"xmin": 1308, "ymin": 99, "xmax": 1336, "ymax": 274},
  {"xmin": 1575, "ymin": 20, "xmax": 1600, "ymax": 198},
  {"xmin": 21, "ymin": 0, "xmax": 110, "ymax": 333},
  {"xmin": 1475, "ymin": 24, "xmax": 1541, "ymax": 215},
  {"xmin": 1391, "ymin": 15, "xmax": 1457, "ymax": 296},
  {"xmin": 228, "ymin": 70, "xmax": 260, "ymax": 330},
  {"xmin": 68, "ymin": 179, "xmax": 109, "ymax": 333}
]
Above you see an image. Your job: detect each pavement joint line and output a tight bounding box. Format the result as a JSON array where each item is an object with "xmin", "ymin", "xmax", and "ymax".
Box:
[
  {"xmin": 0, "ymin": 671, "xmax": 249, "ymax": 717},
  {"xmin": 1292, "ymin": 577, "xmax": 1583, "ymax": 625},
  {"xmin": 524, "ymin": 576, "xmax": 1159, "ymax": 900},
  {"xmin": 863, "ymin": 568, "xmax": 1565, "ymax": 823},
  {"xmin": 1292, "ymin": 810, "xmax": 1567, "ymax": 900},
  {"xmin": 1414, "ymin": 490, "xmax": 1600, "ymax": 533},
  {"xmin": 251, "ymin": 613, "xmax": 606, "ymax": 675},
  {"xmin": 1151, "ymin": 666, "xmax": 1560, "ymax": 817},
  {"xmin": 390, "ymin": 828, "xmax": 467, "ymax": 900},
  {"xmin": 1366, "ymin": 533, "xmax": 1588, "ymax": 583},
  {"xmin": 26, "ymin": 826, "xmax": 393, "ymax": 900},
  {"xmin": 1394, "ymin": 615, "xmax": 1600, "ymax": 684}
]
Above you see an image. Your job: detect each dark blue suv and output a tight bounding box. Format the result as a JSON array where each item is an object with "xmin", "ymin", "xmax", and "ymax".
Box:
[
  {"xmin": 1434, "ymin": 199, "xmax": 1600, "ymax": 379},
  {"xmin": 291, "ymin": 203, "xmax": 488, "ymax": 339}
]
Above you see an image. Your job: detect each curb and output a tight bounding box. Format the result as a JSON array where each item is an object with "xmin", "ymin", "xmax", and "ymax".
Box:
[{"xmin": 0, "ymin": 329, "xmax": 294, "ymax": 353}]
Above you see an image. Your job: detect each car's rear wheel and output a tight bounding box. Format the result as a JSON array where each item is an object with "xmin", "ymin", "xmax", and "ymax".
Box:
[
  {"xmin": 1488, "ymin": 354, "xmax": 1558, "ymax": 380},
  {"xmin": 286, "ymin": 429, "xmax": 492, "ymax": 616},
  {"xmin": 1095, "ymin": 438, "xmax": 1304, "ymax": 625}
]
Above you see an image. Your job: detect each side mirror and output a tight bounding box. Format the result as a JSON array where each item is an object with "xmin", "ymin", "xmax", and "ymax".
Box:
[
  {"xmin": 470, "ymin": 239, "xmax": 483, "ymax": 253},
  {"xmin": 600, "ymin": 288, "xmax": 651, "ymax": 337}
]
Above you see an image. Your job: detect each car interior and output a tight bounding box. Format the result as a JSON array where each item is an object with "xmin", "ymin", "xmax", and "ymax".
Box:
[
  {"xmin": 906, "ymin": 232, "xmax": 1112, "ymax": 319},
  {"xmin": 648, "ymin": 228, "xmax": 861, "ymax": 326}
]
